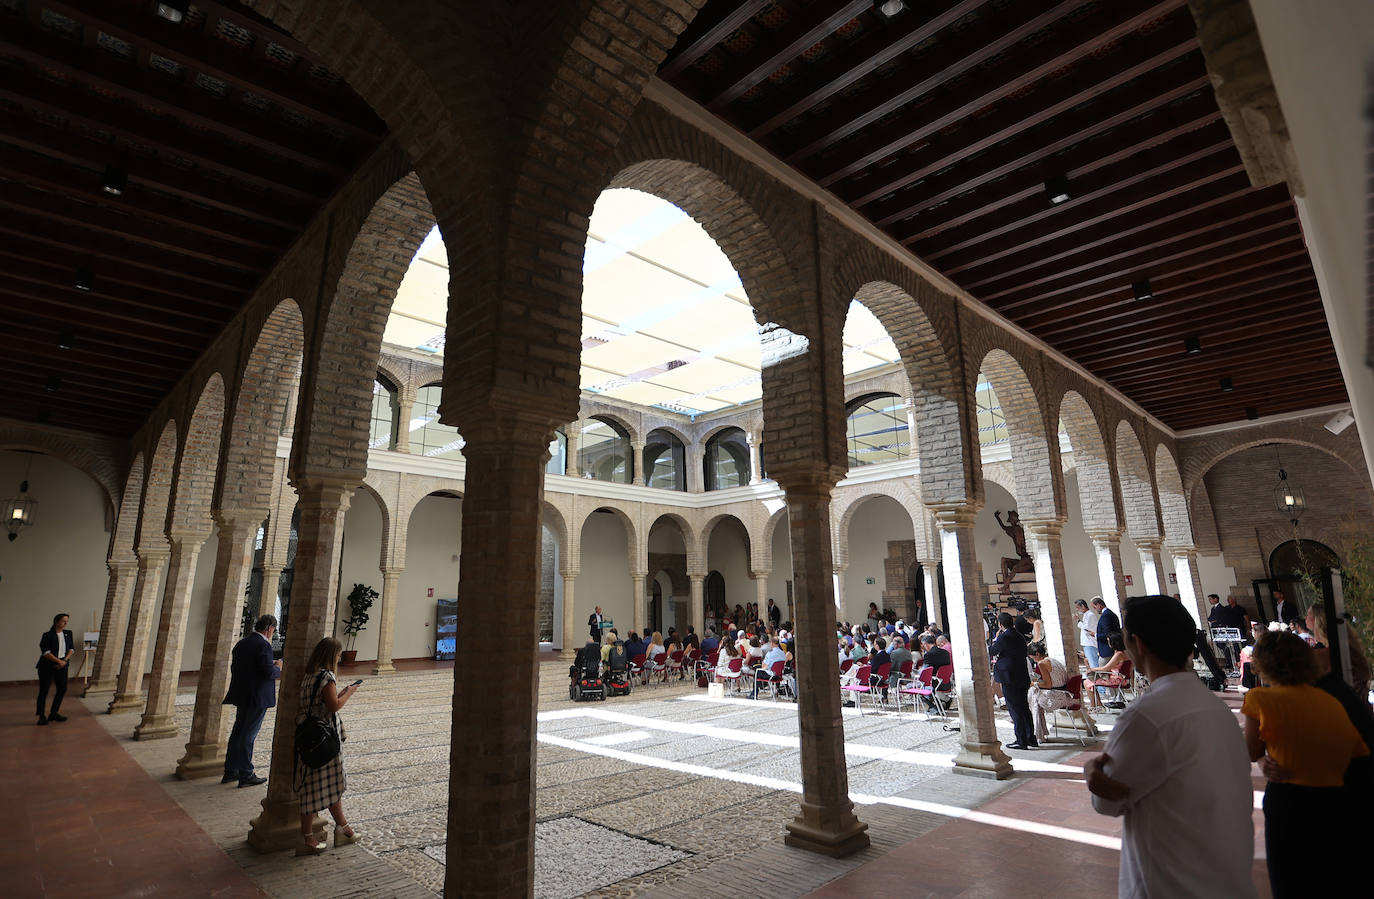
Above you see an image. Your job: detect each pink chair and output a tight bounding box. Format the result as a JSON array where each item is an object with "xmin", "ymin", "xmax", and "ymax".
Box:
[
  {"xmin": 840, "ymin": 664, "xmax": 875, "ymax": 715},
  {"xmin": 1054, "ymin": 675, "xmax": 1097, "ymax": 744}
]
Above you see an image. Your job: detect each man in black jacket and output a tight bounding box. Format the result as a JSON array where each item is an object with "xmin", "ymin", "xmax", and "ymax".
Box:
[
  {"xmin": 991, "ymin": 612, "xmax": 1036, "ymax": 749},
  {"xmin": 1092, "ymin": 597, "xmax": 1121, "ymax": 661},
  {"xmin": 36, "ymin": 612, "xmax": 75, "ymax": 724},
  {"xmin": 588, "ymin": 606, "xmax": 604, "ymax": 643},
  {"xmin": 221, "ymin": 614, "xmax": 281, "ymax": 787}
]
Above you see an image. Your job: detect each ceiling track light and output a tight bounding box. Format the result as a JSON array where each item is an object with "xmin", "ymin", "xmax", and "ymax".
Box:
[
  {"xmin": 45, "ymin": 375, "xmax": 61, "ymax": 392},
  {"xmin": 58, "ymin": 329, "xmax": 74, "ymax": 351},
  {"xmin": 1132, "ymin": 279, "xmax": 1153, "ymax": 302},
  {"xmin": 1184, "ymin": 335, "xmax": 1201, "ymax": 355},
  {"xmin": 1220, "ymin": 377, "xmax": 1234, "ymax": 392},
  {"xmin": 1044, "ymin": 175, "xmax": 1071, "ymax": 205},
  {"xmin": 155, "ymin": 2, "xmax": 189, "ymax": 24},
  {"xmin": 102, "ymin": 163, "xmax": 126, "ymax": 196},
  {"xmin": 874, "ymin": 0, "xmax": 907, "ymax": 19},
  {"xmin": 1246, "ymin": 407, "xmax": 1259, "ymax": 421},
  {"xmin": 74, "ymin": 268, "xmax": 94, "ymax": 291}
]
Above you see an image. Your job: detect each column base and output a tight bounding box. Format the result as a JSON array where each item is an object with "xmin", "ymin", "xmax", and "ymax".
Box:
[
  {"xmin": 247, "ymin": 798, "xmax": 324, "ymax": 854},
  {"xmin": 952, "ymin": 741, "xmax": 1014, "ymax": 779},
  {"xmin": 371, "ymin": 662, "xmax": 396, "ymax": 675},
  {"xmin": 83, "ymin": 678, "xmax": 117, "ymax": 698},
  {"xmin": 176, "ymin": 743, "xmax": 227, "ymax": 780},
  {"xmin": 783, "ymin": 801, "xmax": 870, "ymax": 858},
  {"xmin": 107, "ymin": 692, "xmax": 145, "ymax": 714},
  {"xmin": 559, "ymin": 649, "xmax": 577, "ymax": 662},
  {"xmin": 133, "ymin": 715, "xmax": 179, "ymax": 741}
]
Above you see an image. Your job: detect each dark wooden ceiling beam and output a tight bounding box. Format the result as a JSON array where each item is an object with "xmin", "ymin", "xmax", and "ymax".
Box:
[
  {"xmin": 0, "ymin": 239, "xmax": 242, "ymax": 308},
  {"xmin": 3, "ymin": 307, "xmax": 200, "ymax": 367},
  {"xmin": 849, "ymin": 26, "xmax": 1204, "ymax": 211},
  {"xmin": 47, "ymin": 0, "xmax": 383, "ymax": 139},
  {"xmin": 0, "ymin": 25, "xmax": 354, "ymax": 175},
  {"xmin": 706, "ymin": 1, "xmax": 873, "ymax": 111},
  {"xmin": 3, "ymin": 255, "xmax": 240, "ymax": 321},
  {"xmin": 4, "ymin": 325, "xmax": 191, "ymax": 379},
  {"xmin": 0, "ymin": 287, "xmax": 223, "ymax": 348},
  {"xmin": 1091, "ymin": 324, "xmax": 1334, "ymax": 375},
  {"xmin": 746, "ymin": 0, "xmax": 987, "ymax": 139},
  {"xmin": 0, "ymin": 107, "xmax": 310, "ymax": 229},
  {"xmin": 1145, "ymin": 375, "xmax": 1347, "ymax": 420},
  {"xmin": 1118, "ymin": 344, "xmax": 1338, "ymax": 397},
  {"xmin": 0, "ymin": 394, "xmax": 144, "ymax": 432},
  {"xmin": 0, "ymin": 144, "xmax": 292, "ymax": 253},
  {"xmin": 659, "ymin": 0, "xmax": 774, "ymax": 80}
]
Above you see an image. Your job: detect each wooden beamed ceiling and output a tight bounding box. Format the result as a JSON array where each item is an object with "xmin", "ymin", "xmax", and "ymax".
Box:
[
  {"xmin": 661, "ymin": 0, "xmax": 1346, "ymax": 430},
  {"xmin": 0, "ymin": 0, "xmax": 384, "ymax": 434}
]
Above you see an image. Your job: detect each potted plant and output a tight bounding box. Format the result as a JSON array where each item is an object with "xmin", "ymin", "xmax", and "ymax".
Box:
[{"xmin": 340, "ymin": 582, "xmax": 377, "ymax": 665}]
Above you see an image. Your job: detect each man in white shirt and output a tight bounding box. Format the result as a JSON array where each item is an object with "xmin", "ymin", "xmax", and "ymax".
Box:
[
  {"xmin": 1084, "ymin": 594, "xmax": 1255, "ymax": 898},
  {"xmin": 1076, "ymin": 598, "xmax": 1100, "ymax": 667}
]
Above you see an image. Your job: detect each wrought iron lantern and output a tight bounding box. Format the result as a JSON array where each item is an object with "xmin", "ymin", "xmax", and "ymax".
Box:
[
  {"xmin": 1273, "ymin": 447, "xmax": 1306, "ymax": 526},
  {"xmin": 5, "ymin": 469, "xmax": 37, "ymax": 542}
]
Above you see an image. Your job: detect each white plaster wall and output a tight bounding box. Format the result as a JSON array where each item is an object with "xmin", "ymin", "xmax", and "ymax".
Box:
[
  {"xmin": 1060, "ymin": 471, "xmax": 1102, "ymax": 601},
  {"xmin": 177, "ymin": 529, "xmax": 219, "ymax": 673},
  {"xmin": 766, "ymin": 513, "xmax": 793, "ymax": 620},
  {"xmin": 334, "ymin": 489, "xmax": 384, "ymax": 660},
  {"xmin": 0, "ymin": 452, "xmax": 111, "ymax": 683},
  {"xmin": 647, "ymin": 523, "xmax": 685, "ymax": 553},
  {"xmin": 395, "ymin": 494, "xmax": 461, "ymax": 659},
  {"xmin": 1199, "ymin": 554, "xmax": 1240, "ymax": 603},
  {"xmin": 577, "ymin": 512, "xmax": 633, "ymax": 637},
  {"xmin": 841, "ymin": 495, "xmax": 914, "ymax": 624},
  {"xmin": 974, "ymin": 481, "xmax": 1018, "ymax": 588},
  {"xmin": 706, "ymin": 518, "xmax": 752, "ymax": 617}
]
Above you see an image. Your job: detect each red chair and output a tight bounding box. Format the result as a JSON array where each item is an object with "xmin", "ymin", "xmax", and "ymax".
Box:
[
  {"xmin": 719, "ymin": 656, "xmax": 745, "ymax": 694},
  {"xmin": 840, "ymin": 664, "xmax": 875, "ymax": 714},
  {"xmin": 1053, "ymin": 674, "xmax": 1097, "ymax": 744},
  {"xmin": 630, "ymin": 653, "xmax": 647, "ymax": 684},
  {"xmin": 665, "ymin": 650, "xmax": 685, "ymax": 683},
  {"xmin": 839, "ymin": 657, "xmax": 854, "ymax": 676},
  {"xmin": 695, "ymin": 650, "xmax": 719, "ymax": 683},
  {"xmin": 641, "ymin": 650, "xmax": 665, "ymax": 685},
  {"xmin": 752, "ymin": 660, "xmax": 787, "ymax": 700},
  {"xmin": 869, "ymin": 662, "xmax": 892, "ymax": 710},
  {"xmin": 899, "ymin": 666, "xmax": 938, "ymax": 715}
]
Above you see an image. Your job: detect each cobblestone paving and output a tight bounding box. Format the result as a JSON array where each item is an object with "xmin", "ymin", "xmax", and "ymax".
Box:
[{"xmin": 90, "ymin": 663, "xmax": 1101, "ymax": 897}]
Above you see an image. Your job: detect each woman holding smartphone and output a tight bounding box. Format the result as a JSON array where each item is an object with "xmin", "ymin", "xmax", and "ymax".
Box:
[{"xmin": 295, "ymin": 636, "xmax": 362, "ymax": 855}]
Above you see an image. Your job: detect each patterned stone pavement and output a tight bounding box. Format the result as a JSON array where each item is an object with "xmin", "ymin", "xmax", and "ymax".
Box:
[{"xmin": 87, "ymin": 662, "xmax": 1107, "ymax": 897}]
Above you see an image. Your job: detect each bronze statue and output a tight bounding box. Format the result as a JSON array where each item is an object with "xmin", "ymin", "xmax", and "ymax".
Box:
[{"xmin": 995, "ymin": 509, "xmax": 1034, "ymax": 594}]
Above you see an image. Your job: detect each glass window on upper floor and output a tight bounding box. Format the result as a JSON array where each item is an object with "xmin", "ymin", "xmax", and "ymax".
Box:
[
  {"xmin": 370, "ymin": 376, "xmax": 399, "ymax": 450},
  {"xmin": 846, "ymin": 393, "xmax": 908, "ymax": 468},
  {"xmin": 976, "ymin": 375, "xmax": 1009, "ymax": 448},
  {"xmin": 412, "ymin": 384, "xmax": 465, "ymax": 459},
  {"xmin": 704, "ymin": 426, "xmax": 749, "ymax": 491},
  {"xmin": 580, "ymin": 416, "xmax": 632, "ymax": 484},
  {"xmin": 547, "ymin": 428, "xmax": 567, "ymax": 475},
  {"xmin": 644, "ymin": 428, "xmax": 686, "ymax": 491}
]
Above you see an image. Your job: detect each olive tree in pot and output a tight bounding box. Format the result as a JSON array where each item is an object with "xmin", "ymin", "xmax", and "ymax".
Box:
[{"xmin": 341, "ymin": 582, "xmax": 378, "ymax": 665}]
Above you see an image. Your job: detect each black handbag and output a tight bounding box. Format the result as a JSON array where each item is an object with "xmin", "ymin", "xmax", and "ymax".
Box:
[{"xmin": 295, "ymin": 671, "xmax": 341, "ymax": 769}]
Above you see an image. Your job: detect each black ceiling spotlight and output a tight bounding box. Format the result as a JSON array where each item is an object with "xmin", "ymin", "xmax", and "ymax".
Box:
[
  {"xmin": 74, "ymin": 268, "xmax": 94, "ymax": 291},
  {"xmin": 155, "ymin": 1, "xmax": 189, "ymax": 24},
  {"xmin": 1044, "ymin": 174, "xmax": 1071, "ymax": 205},
  {"xmin": 102, "ymin": 164, "xmax": 126, "ymax": 197},
  {"xmin": 1132, "ymin": 279, "xmax": 1153, "ymax": 301},
  {"xmin": 1246, "ymin": 407, "xmax": 1259, "ymax": 420},
  {"xmin": 1220, "ymin": 377, "xmax": 1234, "ymax": 392},
  {"xmin": 1184, "ymin": 335, "xmax": 1201, "ymax": 355},
  {"xmin": 45, "ymin": 375, "xmax": 61, "ymax": 392},
  {"xmin": 58, "ymin": 329, "xmax": 74, "ymax": 351},
  {"xmin": 873, "ymin": 0, "xmax": 907, "ymax": 19}
]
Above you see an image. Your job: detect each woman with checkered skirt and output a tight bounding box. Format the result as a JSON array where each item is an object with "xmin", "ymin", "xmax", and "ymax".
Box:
[{"xmin": 295, "ymin": 636, "xmax": 363, "ymax": 856}]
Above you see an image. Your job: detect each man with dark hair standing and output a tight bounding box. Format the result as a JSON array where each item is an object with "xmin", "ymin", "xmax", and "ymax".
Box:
[
  {"xmin": 766, "ymin": 598, "xmax": 781, "ymax": 629},
  {"xmin": 1273, "ymin": 589, "xmax": 1296, "ymax": 629},
  {"xmin": 222, "ymin": 614, "xmax": 281, "ymax": 788},
  {"xmin": 1084, "ymin": 595, "xmax": 1254, "ymax": 898},
  {"xmin": 1091, "ymin": 597, "xmax": 1120, "ymax": 662},
  {"xmin": 991, "ymin": 611, "xmax": 1035, "ymax": 750}
]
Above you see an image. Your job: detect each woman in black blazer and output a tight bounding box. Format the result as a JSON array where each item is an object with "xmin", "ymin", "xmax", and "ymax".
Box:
[{"xmin": 37, "ymin": 612, "xmax": 75, "ymax": 725}]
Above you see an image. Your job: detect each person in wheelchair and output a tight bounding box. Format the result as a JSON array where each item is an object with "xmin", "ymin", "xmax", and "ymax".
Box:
[{"xmin": 568, "ymin": 640, "xmax": 605, "ymax": 701}]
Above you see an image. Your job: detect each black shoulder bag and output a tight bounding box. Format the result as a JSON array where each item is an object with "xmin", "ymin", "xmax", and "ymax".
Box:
[{"xmin": 295, "ymin": 671, "xmax": 341, "ymax": 770}]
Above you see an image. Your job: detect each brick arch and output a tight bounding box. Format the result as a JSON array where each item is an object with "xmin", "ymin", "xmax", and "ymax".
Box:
[
  {"xmin": 1180, "ymin": 421, "xmax": 1370, "ymax": 492},
  {"xmin": 220, "ymin": 300, "xmax": 304, "ymax": 516},
  {"xmin": 648, "ymin": 512, "xmax": 698, "ymax": 568},
  {"xmin": 763, "ymin": 505, "xmax": 790, "ymax": 570},
  {"xmin": 1059, "ymin": 390, "xmax": 1119, "ymax": 532},
  {"xmin": 587, "ymin": 411, "xmax": 640, "ymax": 447},
  {"xmin": 833, "ymin": 487, "xmax": 923, "ymax": 569},
  {"xmin": 699, "ymin": 512, "xmax": 752, "ymax": 574},
  {"xmin": 169, "ymin": 374, "xmax": 225, "ymax": 537},
  {"xmin": 981, "ymin": 462, "xmax": 1020, "ymax": 506},
  {"xmin": 353, "ymin": 481, "xmax": 394, "ymax": 569},
  {"xmin": 644, "ymin": 423, "xmax": 692, "ymax": 451},
  {"xmin": 107, "ymin": 454, "xmax": 144, "ymax": 563},
  {"xmin": 136, "ymin": 420, "xmax": 179, "ymax": 554},
  {"xmin": 291, "ymin": 172, "xmax": 436, "ymax": 482},
  {"xmin": 978, "ymin": 349, "xmax": 1058, "ymax": 520},
  {"xmin": 1154, "ymin": 445, "xmax": 1194, "ymax": 549},
  {"xmin": 377, "ymin": 360, "xmax": 410, "ymax": 395},
  {"xmin": 541, "ymin": 500, "xmax": 569, "ymax": 558},
  {"xmin": 576, "ymin": 505, "xmax": 640, "ymax": 574},
  {"xmin": 1115, "ymin": 420, "xmax": 1161, "ymax": 541},
  {"xmin": 0, "ymin": 428, "xmax": 121, "ymax": 523},
  {"xmin": 840, "ymin": 270, "xmax": 969, "ymax": 507}
]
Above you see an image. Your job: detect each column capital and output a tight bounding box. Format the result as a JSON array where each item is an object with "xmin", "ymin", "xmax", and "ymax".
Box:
[
  {"xmin": 687, "ymin": 570, "xmax": 707, "ymax": 583},
  {"xmin": 928, "ymin": 504, "xmax": 979, "ymax": 529},
  {"xmin": 752, "ymin": 569, "xmax": 772, "ymax": 579},
  {"xmin": 289, "ymin": 475, "xmax": 358, "ymax": 508},
  {"xmin": 214, "ymin": 507, "xmax": 266, "ymax": 528},
  {"xmin": 107, "ymin": 557, "xmax": 138, "ymax": 574},
  {"xmin": 1019, "ymin": 517, "xmax": 1067, "ymax": 538},
  {"xmin": 136, "ymin": 547, "xmax": 171, "ymax": 566},
  {"xmin": 629, "ymin": 570, "xmax": 647, "ymax": 581},
  {"xmin": 1083, "ymin": 527, "xmax": 1123, "ymax": 546},
  {"xmin": 439, "ymin": 390, "xmax": 576, "ymax": 443},
  {"xmin": 773, "ymin": 465, "xmax": 844, "ymax": 496},
  {"xmin": 560, "ymin": 568, "xmax": 579, "ymax": 580},
  {"xmin": 167, "ymin": 528, "xmax": 210, "ymax": 546},
  {"xmin": 1133, "ymin": 536, "xmax": 1165, "ymax": 551},
  {"xmin": 1168, "ymin": 544, "xmax": 1199, "ymax": 560},
  {"xmin": 381, "ymin": 566, "xmax": 405, "ymax": 578}
]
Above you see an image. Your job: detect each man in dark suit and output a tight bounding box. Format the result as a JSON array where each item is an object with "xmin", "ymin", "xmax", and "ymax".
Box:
[
  {"xmin": 991, "ymin": 611, "xmax": 1036, "ymax": 749},
  {"xmin": 36, "ymin": 612, "xmax": 75, "ymax": 724},
  {"xmin": 1092, "ymin": 597, "xmax": 1121, "ymax": 662},
  {"xmin": 588, "ymin": 606, "xmax": 604, "ymax": 643},
  {"xmin": 222, "ymin": 614, "xmax": 281, "ymax": 787},
  {"xmin": 767, "ymin": 598, "xmax": 781, "ymax": 628},
  {"xmin": 1274, "ymin": 590, "xmax": 1297, "ymax": 628}
]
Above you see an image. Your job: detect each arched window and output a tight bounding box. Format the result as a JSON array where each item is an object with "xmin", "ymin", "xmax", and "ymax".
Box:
[
  {"xmin": 546, "ymin": 428, "xmax": 567, "ymax": 475},
  {"xmin": 579, "ymin": 416, "xmax": 631, "ymax": 483},
  {"xmin": 369, "ymin": 375, "xmax": 399, "ymax": 450},
  {"xmin": 845, "ymin": 393, "xmax": 908, "ymax": 467},
  {"xmin": 643, "ymin": 428, "xmax": 686, "ymax": 491},
  {"xmin": 704, "ymin": 426, "xmax": 749, "ymax": 491},
  {"xmin": 412, "ymin": 384, "xmax": 465, "ymax": 459}
]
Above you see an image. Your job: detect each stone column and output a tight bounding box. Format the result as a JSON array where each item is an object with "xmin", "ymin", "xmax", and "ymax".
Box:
[
  {"xmin": 748, "ymin": 432, "xmax": 763, "ymax": 485},
  {"xmin": 261, "ymin": 565, "xmax": 282, "ymax": 621},
  {"xmin": 83, "ymin": 559, "xmax": 138, "ymax": 697},
  {"xmin": 371, "ymin": 567, "xmax": 404, "ymax": 674},
  {"xmin": 832, "ymin": 564, "xmax": 846, "ymax": 614},
  {"xmin": 921, "ymin": 563, "xmax": 940, "ymax": 626},
  {"xmin": 108, "ymin": 548, "xmax": 170, "ymax": 714},
  {"xmin": 1172, "ymin": 547, "xmax": 1207, "ymax": 627},
  {"xmin": 444, "ymin": 425, "xmax": 550, "ymax": 891},
  {"xmin": 134, "ymin": 532, "xmax": 208, "ymax": 740},
  {"xmin": 564, "ymin": 420, "xmax": 582, "ymax": 477},
  {"xmin": 281, "ymin": 377, "xmax": 300, "ymax": 439},
  {"xmin": 1022, "ymin": 519, "xmax": 1076, "ymax": 665},
  {"xmin": 933, "ymin": 507, "xmax": 1012, "ymax": 779},
  {"xmin": 631, "ymin": 573, "xmax": 646, "ymax": 637},
  {"xmin": 1086, "ymin": 529, "xmax": 1128, "ymax": 614},
  {"xmin": 686, "ymin": 444, "xmax": 705, "ymax": 493},
  {"xmin": 905, "ymin": 398, "xmax": 918, "ymax": 458},
  {"xmin": 247, "ymin": 478, "xmax": 354, "ymax": 853},
  {"xmin": 779, "ymin": 473, "xmax": 870, "ymax": 857},
  {"xmin": 394, "ymin": 385, "xmax": 417, "ymax": 453},
  {"xmin": 560, "ymin": 570, "xmax": 578, "ymax": 656},
  {"xmin": 631, "ymin": 440, "xmax": 646, "ymax": 486},
  {"xmin": 753, "ymin": 570, "xmax": 770, "ymax": 620},
  {"xmin": 177, "ymin": 512, "xmax": 258, "ymax": 779},
  {"xmin": 688, "ymin": 573, "xmax": 705, "ymax": 636},
  {"xmin": 1136, "ymin": 537, "xmax": 1167, "ymax": 595}
]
